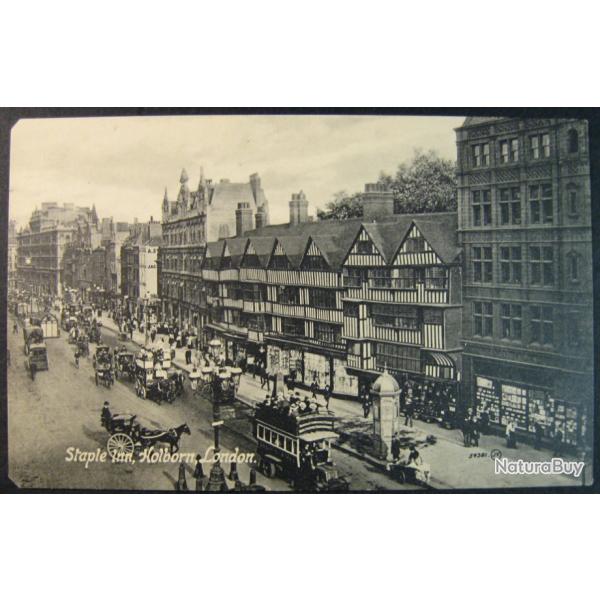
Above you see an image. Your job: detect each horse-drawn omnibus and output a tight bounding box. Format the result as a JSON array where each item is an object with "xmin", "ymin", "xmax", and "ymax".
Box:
[
  {"xmin": 252, "ymin": 403, "xmax": 349, "ymax": 491},
  {"xmin": 25, "ymin": 343, "xmax": 49, "ymax": 379}
]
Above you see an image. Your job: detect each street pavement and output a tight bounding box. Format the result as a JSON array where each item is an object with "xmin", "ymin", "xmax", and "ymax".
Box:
[{"xmin": 7, "ymin": 315, "xmax": 414, "ymax": 491}]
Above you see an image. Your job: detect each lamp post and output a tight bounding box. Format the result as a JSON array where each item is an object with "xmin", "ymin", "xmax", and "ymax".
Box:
[{"xmin": 205, "ymin": 338, "xmax": 228, "ymax": 492}]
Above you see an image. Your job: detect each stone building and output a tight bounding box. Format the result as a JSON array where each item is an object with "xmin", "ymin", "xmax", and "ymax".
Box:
[
  {"xmin": 8, "ymin": 220, "xmax": 17, "ymax": 290},
  {"xmin": 455, "ymin": 117, "xmax": 593, "ymax": 449},
  {"xmin": 158, "ymin": 168, "xmax": 270, "ymax": 327},
  {"xmin": 121, "ymin": 218, "xmax": 162, "ymax": 320},
  {"xmin": 17, "ymin": 202, "xmax": 99, "ymax": 296}
]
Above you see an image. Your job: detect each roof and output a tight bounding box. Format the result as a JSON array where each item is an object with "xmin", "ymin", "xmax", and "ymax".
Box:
[
  {"xmin": 461, "ymin": 116, "xmax": 505, "ymax": 127},
  {"xmin": 209, "ymin": 181, "xmax": 255, "ymax": 208},
  {"xmin": 212, "ymin": 212, "xmax": 459, "ymax": 270}
]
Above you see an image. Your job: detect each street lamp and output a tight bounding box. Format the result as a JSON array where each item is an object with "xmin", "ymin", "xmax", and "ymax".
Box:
[{"xmin": 204, "ymin": 337, "xmax": 229, "ymax": 492}]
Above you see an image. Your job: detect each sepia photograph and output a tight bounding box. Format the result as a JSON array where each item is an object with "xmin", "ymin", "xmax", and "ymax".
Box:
[{"xmin": 2, "ymin": 111, "xmax": 595, "ymax": 492}]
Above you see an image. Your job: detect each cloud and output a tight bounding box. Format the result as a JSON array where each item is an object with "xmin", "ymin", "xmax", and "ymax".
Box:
[{"xmin": 9, "ymin": 114, "xmax": 464, "ymax": 228}]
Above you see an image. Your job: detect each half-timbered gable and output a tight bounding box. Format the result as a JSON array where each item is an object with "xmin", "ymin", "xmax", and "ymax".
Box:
[{"xmin": 343, "ymin": 226, "xmax": 386, "ymax": 267}]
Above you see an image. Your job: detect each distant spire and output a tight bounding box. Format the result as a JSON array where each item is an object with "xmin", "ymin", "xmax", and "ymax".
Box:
[
  {"xmin": 163, "ymin": 187, "xmax": 169, "ymax": 201},
  {"xmin": 180, "ymin": 168, "xmax": 189, "ymax": 185},
  {"xmin": 198, "ymin": 166, "xmax": 204, "ymax": 188}
]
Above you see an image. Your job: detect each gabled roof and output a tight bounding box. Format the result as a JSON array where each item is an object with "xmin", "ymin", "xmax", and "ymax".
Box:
[
  {"xmin": 223, "ymin": 237, "xmax": 246, "ymax": 267},
  {"xmin": 410, "ymin": 213, "xmax": 460, "ymax": 264},
  {"xmin": 205, "ymin": 239, "xmax": 225, "ymax": 259}
]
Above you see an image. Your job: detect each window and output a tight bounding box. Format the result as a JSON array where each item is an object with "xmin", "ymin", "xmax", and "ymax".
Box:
[
  {"xmin": 309, "ymin": 288, "xmax": 337, "ymax": 308},
  {"xmin": 356, "ymin": 240, "xmax": 373, "ymax": 254},
  {"xmin": 375, "ymin": 343, "xmax": 420, "ymax": 373},
  {"xmin": 499, "ymin": 188, "xmax": 521, "ymax": 225},
  {"xmin": 566, "ymin": 312, "xmax": 581, "ymax": 348},
  {"xmin": 404, "ymin": 237, "xmax": 426, "ymax": 253},
  {"xmin": 302, "ymin": 255, "xmax": 329, "ymax": 270},
  {"xmin": 567, "ymin": 184, "xmax": 578, "ymax": 215},
  {"xmin": 499, "ymin": 138, "xmax": 519, "ymax": 163},
  {"xmin": 473, "ymin": 246, "xmax": 493, "ymax": 283},
  {"xmin": 343, "ymin": 303, "xmax": 359, "ymax": 317},
  {"xmin": 530, "ymin": 246, "xmax": 554, "ymax": 286},
  {"xmin": 343, "ymin": 267, "xmax": 364, "ymax": 288},
  {"xmin": 500, "ymin": 246, "xmax": 522, "ymax": 284},
  {"xmin": 278, "ymin": 286, "xmax": 301, "ymax": 305},
  {"xmin": 500, "ymin": 303, "xmax": 522, "ymax": 340},
  {"xmin": 282, "ymin": 318, "xmax": 304, "ymax": 337},
  {"xmin": 472, "ymin": 190, "xmax": 492, "ymax": 226},
  {"xmin": 314, "ymin": 322, "xmax": 342, "ymax": 345},
  {"xmin": 424, "ymin": 266, "xmax": 447, "ymax": 289},
  {"xmin": 530, "ymin": 133, "xmax": 550, "ymax": 159},
  {"xmin": 568, "ymin": 129, "xmax": 579, "ymax": 153},
  {"xmin": 568, "ymin": 252, "xmax": 580, "ymax": 282},
  {"xmin": 472, "ymin": 143, "xmax": 490, "ymax": 167},
  {"xmin": 473, "ymin": 302, "xmax": 493, "ymax": 337},
  {"xmin": 241, "ymin": 254, "xmax": 261, "ymax": 268},
  {"xmin": 369, "ymin": 268, "xmax": 394, "ymax": 289},
  {"xmin": 530, "ymin": 306, "xmax": 553, "ymax": 345},
  {"xmin": 371, "ymin": 304, "xmax": 418, "ymax": 330},
  {"xmin": 270, "ymin": 255, "xmax": 291, "ymax": 270},
  {"xmin": 529, "ymin": 184, "xmax": 553, "ymax": 224}
]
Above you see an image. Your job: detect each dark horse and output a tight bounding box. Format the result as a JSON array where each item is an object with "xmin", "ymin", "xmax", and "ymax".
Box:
[{"xmin": 138, "ymin": 423, "xmax": 191, "ymax": 453}]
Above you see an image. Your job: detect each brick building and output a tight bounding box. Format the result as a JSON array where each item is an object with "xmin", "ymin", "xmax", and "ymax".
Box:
[
  {"xmin": 158, "ymin": 168, "xmax": 269, "ymax": 327},
  {"xmin": 455, "ymin": 117, "xmax": 593, "ymax": 448}
]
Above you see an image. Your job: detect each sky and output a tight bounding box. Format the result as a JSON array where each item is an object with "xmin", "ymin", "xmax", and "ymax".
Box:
[{"xmin": 9, "ymin": 114, "xmax": 465, "ymax": 228}]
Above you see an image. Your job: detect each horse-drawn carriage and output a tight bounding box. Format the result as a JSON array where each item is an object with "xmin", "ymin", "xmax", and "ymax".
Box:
[
  {"xmin": 114, "ymin": 349, "xmax": 136, "ymax": 381},
  {"xmin": 87, "ymin": 322, "xmax": 102, "ymax": 344},
  {"xmin": 134, "ymin": 365, "xmax": 174, "ymax": 404},
  {"xmin": 101, "ymin": 406, "xmax": 190, "ymax": 459},
  {"xmin": 94, "ymin": 345, "xmax": 114, "ymax": 388},
  {"xmin": 62, "ymin": 315, "xmax": 78, "ymax": 333}
]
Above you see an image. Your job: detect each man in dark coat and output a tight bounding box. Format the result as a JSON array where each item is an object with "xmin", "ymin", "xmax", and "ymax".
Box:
[{"xmin": 323, "ymin": 384, "xmax": 332, "ymax": 410}]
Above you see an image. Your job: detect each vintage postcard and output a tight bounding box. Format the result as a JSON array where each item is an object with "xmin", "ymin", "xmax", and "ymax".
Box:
[{"xmin": 2, "ymin": 110, "xmax": 595, "ymax": 492}]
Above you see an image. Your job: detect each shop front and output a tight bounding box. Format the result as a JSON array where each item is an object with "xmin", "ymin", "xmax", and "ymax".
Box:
[{"xmin": 471, "ymin": 358, "xmax": 591, "ymax": 449}]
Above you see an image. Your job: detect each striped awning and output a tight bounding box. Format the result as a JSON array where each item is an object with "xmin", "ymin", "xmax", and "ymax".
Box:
[{"xmin": 424, "ymin": 351, "xmax": 455, "ymax": 368}]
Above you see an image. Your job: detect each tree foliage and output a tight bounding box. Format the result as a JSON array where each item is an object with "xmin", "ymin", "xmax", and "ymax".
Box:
[
  {"xmin": 317, "ymin": 190, "xmax": 363, "ymax": 220},
  {"xmin": 317, "ymin": 149, "xmax": 457, "ymax": 221},
  {"xmin": 379, "ymin": 149, "xmax": 457, "ymax": 214}
]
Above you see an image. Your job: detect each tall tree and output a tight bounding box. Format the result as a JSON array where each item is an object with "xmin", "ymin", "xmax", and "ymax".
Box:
[
  {"xmin": 379, "ymin": 149, "xmax": 457, "ymax": 213},
  {"xmin": 317, "ymin": 190, "xmax": 363, "ymax": 220}
]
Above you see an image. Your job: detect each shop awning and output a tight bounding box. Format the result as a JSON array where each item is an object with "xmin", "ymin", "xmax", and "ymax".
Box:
[{"xmin": 424, "ymin": 351, "xmax": 455, "ymax": 368}]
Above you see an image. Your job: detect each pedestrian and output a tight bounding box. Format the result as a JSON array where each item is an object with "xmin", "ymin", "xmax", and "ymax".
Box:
[
  {"xmin": 479, "ymin": 405, "xmax": 490, "ymax": 436},
  {"xmin": 362, "ymin": 396, "xmax": 372, "ymax": 418},
  {"xmin": 404, "ymin": 397, "xmax": 414, "ymax": 428},
  {"xmin": 150, "ymin": 328, "xmax": 156, "ymax": 344},
  {"xmin": 13, "ymin": 321, "xmax": 18, "ymax": 334},
  {"xmin": 260, "ymin": 366, "xmax": 270, "ymax": 390},
  {"xmin": 391, "ymin": 433, "xmax": 401, "ymax": 463},
  {"xmin": 470, "ymin": 417, "xmax": 480, "ymax": 447},
  {"xmin": 323, "ymin": 384, "xmax": 332, "ymax": 410},
  {"xmin": 553, "ymin": 425, "xmax": 564, "ymax": 458},
  {"xmin": 310, "ymin": 379, "xmax": 318, "ymax": 400},
  {"xmin": 193, "ymin": 454, "xmax": 204, "ymax": 481},
  {"xmin": 534, "ymin": 416, "xmax": 544, "ymax": 450},
  {"xmin": 506, "ymin": 419, "xmax": 517, "ymax": 449},
  {"xmin": 185, "ymin": 347, "xmax": 192, "ymax": 365},
  {"xmin": 176, "ymin": 462, "xmax": 188, "ymax": 491}
]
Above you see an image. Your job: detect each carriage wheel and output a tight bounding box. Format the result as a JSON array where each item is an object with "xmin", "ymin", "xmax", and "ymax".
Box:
[
  {"xmin": 262, "ymin": 460, "xmax": 276, "ymax": 478},
  {"xmin": 106, "ymin": 433, "xmax": 135, "ymax": 461},
  {"xmin": 141, "ymin": 386, "xmax": 146, "ymax": 399}
]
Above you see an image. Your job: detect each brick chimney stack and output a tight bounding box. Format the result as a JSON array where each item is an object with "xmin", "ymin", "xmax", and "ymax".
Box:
[
  {"xmin": 255, "ymin": 205, "xmax": 266, "ymax": 229},
  {"xmin": 289, "ymin": 190, "xmax": 309, "ymax": 226},
  {"xmin": 236, "ymin": 202, "xmax": 254, "ymax": 237},
  {"xmin": 361, "ymin": 183, "xmax": 395, "ymax": 221}
]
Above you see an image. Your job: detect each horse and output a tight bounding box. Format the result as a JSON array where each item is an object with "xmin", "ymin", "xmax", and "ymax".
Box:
[{"xmin": 141, "ymin": 423, "xmax": 191, "ymax": 454}]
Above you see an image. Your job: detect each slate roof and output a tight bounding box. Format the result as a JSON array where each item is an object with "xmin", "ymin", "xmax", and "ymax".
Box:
[{"xmin": 214, "ymin": 212, "xmax": 460, "ymax": 270}]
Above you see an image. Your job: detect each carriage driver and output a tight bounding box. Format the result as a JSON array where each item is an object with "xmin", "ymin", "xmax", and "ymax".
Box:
[{"xmin": 101, "ymin": 401, "xmax": 112, "ymax": 429}]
